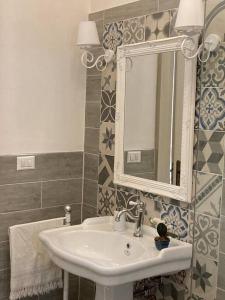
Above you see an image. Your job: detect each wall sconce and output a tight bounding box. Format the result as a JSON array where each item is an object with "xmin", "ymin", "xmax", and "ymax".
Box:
[
  {"xmin": 77, "ymin": 21, "xmax": 114, "ymax": 71},
  {"xmin": 175, "ymin": 0, "xmax": 221, "ymax": 62}
]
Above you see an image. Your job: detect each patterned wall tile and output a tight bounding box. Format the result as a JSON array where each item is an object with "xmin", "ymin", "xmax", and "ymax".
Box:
[
  {"xmin": 192, "ymin": 255, "xmax": 218, "ymax": 300},
  {"xmin": 98, "ymin": 154, "xmax": 114, "ymax": 189},
  {"xmin": 123, "ymin": 16, "xmax": 145, "ymax": 44},
  {"xmin": 116, "ymin": 189, "xmax": 139, "ymax": 220},
  {"xmin": 160, "ymin": 203, "xmax": 189, "ymax": 241},
  {"xmin": 134, "ymin": 277, "xmax": 164, "ymax": 299},
  {"xmin": 99, "ymin": 122, "xmax": 115, "ymax": 156},
  {"xmin": 145, "ymin": 11, "xmax": 170, "ymax": 41},
  {"xmin": 201, "ymin": 44, "xmax": 225, "ymax": 88},
  {"xmin": 198, "ymin": 88, "xmax": 225, "ymax": 131},
  {"xmin": 189, "ymin": 212, "xmax": 220, "ymax": 261},
  {"xmin": 169, "ymin": 9, "xmax": 178, "ymax": 37},
  {"xmin": 193, "ymin": 130, "xmax": 225, "ymax": 174},
  {"xmin": 103, "ymin": 21, "xmax": 123, "ymax": 53},
  {"xmin": 195, "ymin": 89, "xmax": 201, "ymax": 130},
  {"xmin": 101, "ymin": 60, "xmax": 117, "ymax": 93},
  {"xmin": 98, "ymin": 186, "xmax": 116, "ymax": 216},
  {"xmin": 101, "ymin": 89, "xmax": 116, "ymax": 123},
  {"xmin": 192, "ymin": 171, "xmax": 222, "ymax": 218}
]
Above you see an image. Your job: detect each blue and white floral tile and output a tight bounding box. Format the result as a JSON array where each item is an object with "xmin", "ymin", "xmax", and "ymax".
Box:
[
  {"xmin": 98, "ymin": 154, "xmax": 114, "ymax": 189},
  {"xmin": 123, "ymin": 16, "xmax": 145, "ymax": 44},
  {"xmin": 101, "ymin": 60, "xmax": 117, "ymax": 93},
  {"xmin": 101, "ymin": 89, "xmax": 116, "ymax": 123},
  {"xmin": 145, "ymin": 11, "xmax": 170, "ymax": 41},
  {"xmin": 189, "ymin": 211, "xmax": 220, "ymax": 261},
  {"xmin": 99, "ymin": 122, "xmax": 115, "ymax": 156},
  {"xmin": 160, "ymin": 203, "xmax": 189, "ymax": 242},
  {"xmin": 116, "ymin": 189, "xmax": 139, "ymax": 220},
  {"xmin": 103, "ymin": 21, "xmax": 123, "ymax": 53},
  {"xmin": 198, "ymin": 88, "xmax": 225, "ymax": 131},
  {"xmin": 191, "ymin": 254, "xmax": 218, "ymax": 300},
  {"xmin": 201, "ymin": 44, "xmax": 225, "ymax": 88},
  {"xmin": 98, "ymin": 185, "xmax": 116, "ymax": 216},
  {"xmin": 193, "ymin": 130, "xmax": 225, "ymax": 175},
  {"xmin": 192, "ymin": 171, "xmax": 222, "ymax": 218}
]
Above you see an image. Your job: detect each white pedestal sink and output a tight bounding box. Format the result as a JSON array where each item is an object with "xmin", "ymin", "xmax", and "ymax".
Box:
[{"xmin": 39, "ymin": 217, "xmax": 192, "ymax": 300}]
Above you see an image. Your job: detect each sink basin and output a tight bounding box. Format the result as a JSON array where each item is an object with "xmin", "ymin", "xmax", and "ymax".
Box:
[{"xmin": 39, "ymin": 216, "xmax": 192, "ymax": 300}]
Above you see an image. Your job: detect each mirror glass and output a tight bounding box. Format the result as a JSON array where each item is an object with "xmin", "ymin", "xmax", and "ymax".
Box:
[{"xmin": 123, "ymin": 50, "xmax": 185, "ymax": 185}]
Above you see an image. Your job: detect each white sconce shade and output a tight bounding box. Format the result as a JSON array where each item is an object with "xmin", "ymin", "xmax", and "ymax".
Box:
[
  {"xmin": 175, "ymin": 0, "xmax": 205, "ymax": 34},
  {"xmin": 77, "ymin": 21, "xmax": 100, "ymax": 47}
]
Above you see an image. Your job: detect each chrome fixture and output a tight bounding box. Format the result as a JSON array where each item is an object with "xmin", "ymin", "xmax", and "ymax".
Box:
[
  {"xmin": 175, "ymin": 0, "xmax": 221, "ymax": 62},
  {"xmin": 77, "ymin": 21, "xmax": 114, "ymax": 71},
  {"xmin": 115, "ymin": 200, "xmax": 146, "ymax": 237}
]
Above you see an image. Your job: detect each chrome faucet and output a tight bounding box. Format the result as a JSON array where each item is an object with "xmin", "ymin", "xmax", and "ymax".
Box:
[{"xmin": 115, "ymin": 199, "xmax": 146, "ymax": 237}]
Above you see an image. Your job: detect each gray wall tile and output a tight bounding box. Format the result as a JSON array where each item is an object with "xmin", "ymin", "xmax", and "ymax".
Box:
[
  {"xmin": 220, "ymin": 216, "xmax": 225, "ymax": 253},
  {"xmin": 86, "ymin": 76, "xmax": 102, "ymax": 103},
  {"xmin": 104, "ymin": 0, "xmax": 157, "ymax": 23},
  {"xmin": 89, "ymin": 11, "xmax": 104, "ymax": 21},
  {"xmin": 0, "ymin": 152, "xmax": 83, "ymax": 185},
  {"xmin": 218, "ymin": 252, "xmax": 225, "ymax": 290},
  {"xmin": 0, "ymin": 204, "xmax": 81, "ymax": 242},
  {"xmin": 0, "ymin": 182, "xmax": 41, "ymax": 213},
  {"xmin": 39, "ymin": 152, "xmax": 83, "ymax": 180},
  {"xmin": 0, "ymin": 269, "xmax": 10, "ymax": 300},
  {"xmin": 158, "ymin": 0, "xmax": 179, "ymax": 10},
  {"xmin": 84, "ymin": 154, "xmax": 99, "ymax": 181},
  {"xmin": 82, "ymin": 205, "xmax": 97, "ymax": 222},
  {"xmin": 83, "ymin": 179, "xmax": 98, "ymax": 207},
  {"xmin": 0, "ymin": 241, "xmax": 9, "ymax": 271},
  {"xmin": 85, "ymin": 102, "xmax": 100, "ymax": 128},
  {"xmin": 0, "ymin": 156, "xmax": 41, "ymax": 185},
  {"xmin": 42, "ymin": 179, "xmax": 82, "ymax": 208},
  {"xmin": 84, "ymin": 128, "xmax": 100, "ymax": 154}
]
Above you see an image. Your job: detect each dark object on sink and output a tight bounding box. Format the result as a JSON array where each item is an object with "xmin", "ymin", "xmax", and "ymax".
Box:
[{"xmin": 154, "ymin": 223, "xmax": 170, "ymax": 250}]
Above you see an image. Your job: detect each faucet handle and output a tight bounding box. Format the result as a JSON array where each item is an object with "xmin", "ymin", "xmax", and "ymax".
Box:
[{"xmin": 129, "ymin": 200, "xmax": 145, "ymax": 209}]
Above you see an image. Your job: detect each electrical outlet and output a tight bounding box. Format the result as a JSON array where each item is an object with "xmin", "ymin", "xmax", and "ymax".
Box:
[
  {"xmin": 127, "ymin": 151, "xmax": 141, "ymax": 163},
  {"xmin": 17, "ymin": 156, "xmax": 35, "ymax": 171}
]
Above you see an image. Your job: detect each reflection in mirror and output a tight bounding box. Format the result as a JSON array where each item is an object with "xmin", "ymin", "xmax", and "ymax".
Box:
[{"xmin": 123, "ymin": 51, "xmax": 184, "ymax": 185}]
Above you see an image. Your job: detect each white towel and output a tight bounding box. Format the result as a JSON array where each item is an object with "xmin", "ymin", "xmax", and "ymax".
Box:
[{"xmin": 9, "ymin": 218, "xmax": 64, "ymax": 300}]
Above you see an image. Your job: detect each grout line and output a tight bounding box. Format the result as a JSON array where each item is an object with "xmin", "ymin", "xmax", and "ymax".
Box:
[
  {"xmin": 84, "ymin": 152, "xmax": 99, "ymax": 157},
  {"xmin": 0, "ymin": 203, "xmax": 82, "ymax": 216},
  {"xmin": 0, "ymin": 177, "xmax": 83, "ymax": 187}
]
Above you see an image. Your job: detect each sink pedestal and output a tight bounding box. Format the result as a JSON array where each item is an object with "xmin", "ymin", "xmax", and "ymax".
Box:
[{"xmin": 95, "ymin": 283, "xmax": 133, "ymax": 300}]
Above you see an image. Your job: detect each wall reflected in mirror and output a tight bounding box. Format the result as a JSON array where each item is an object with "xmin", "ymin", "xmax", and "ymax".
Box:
[{"xmin": 123, "ymin": 51, "xmax": 185, "ymax": 185}]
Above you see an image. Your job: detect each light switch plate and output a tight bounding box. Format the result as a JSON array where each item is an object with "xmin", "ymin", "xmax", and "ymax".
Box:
[
  {"xmin": 17, "ymin": 156, "xmax": 35, "ymax": 171},
  {"xmin": 127, "ymin": 151, "xmax": 141, "ymax": 163}
]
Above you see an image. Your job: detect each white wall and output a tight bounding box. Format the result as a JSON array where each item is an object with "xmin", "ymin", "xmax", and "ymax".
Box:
[
  {"xmin": 91, "ymin": 0, "xmax": 137, "ymax": 12},
  {"xmin": 0, "ymin": 0, "xmax": 90, "ymax": 155}
]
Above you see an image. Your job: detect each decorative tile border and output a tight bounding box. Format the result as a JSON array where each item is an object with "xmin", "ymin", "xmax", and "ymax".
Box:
[
  {"xmin": 98, "ymin": 186, "xmax": 116, "ymax": 216},
  {"xmin": 123, "ymin": 16, "xmax": 145, "ymax": 44},
  {"xmin": 198, "ymin": 88, "xmax": 225, "ymax": 131},
  {"xmin": 145, "ymin": 11, "xmax": 170, "ymax": 41},
  {"xmin": 189, "ymin": 212, "xmax": 220, "ymax": 261},
  {"xmin": 99, "ymin": 122, "xmax": 115, "ymax": 156},
  {"xmin": 101, "ymin": 89, "xmax": 116, "ymax": 123},
  {"xmin": 201, "ymin": 44, "xmax": 225, "ymax": 88},
  {"xmin": 192, "ymin": 255, "xmax": 218, "ymax": 300},
  {"xmin": 160, "ymin": 203, "xmax": 189, "ymax": 242},
  {"xmin": 192, "ymin": 171, "xmax": 222, "ymax": 218},
  {"xmin": 193, "ymin": 130, "xmax": 225, "ymax": 174},
  {"xmin": 98, "ymin": 154, "xmax": 114, "ymax": 189},
  {"xmin": 103, "ymin": 21, "xmax": 123, "ymax": 53}
]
